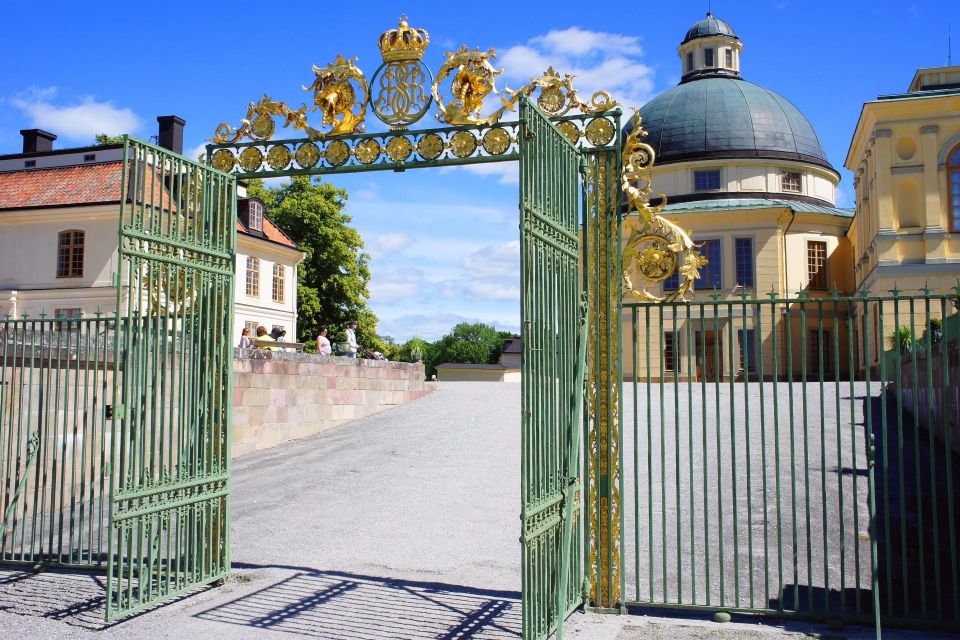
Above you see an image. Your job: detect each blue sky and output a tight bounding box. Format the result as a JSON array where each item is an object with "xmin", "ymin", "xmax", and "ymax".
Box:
[{"xmin": 2, "ymin": 1, "xmax": 957, "ymax": 340}]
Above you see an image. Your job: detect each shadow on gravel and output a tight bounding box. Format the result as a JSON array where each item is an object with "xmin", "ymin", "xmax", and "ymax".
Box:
[
  {"xmin": 197, "ymin": 563, "xmax": 521, "ymax": 639},
  {"xmin": 0, "ymin": 567, "xmax": 108, "ymax": 630}
]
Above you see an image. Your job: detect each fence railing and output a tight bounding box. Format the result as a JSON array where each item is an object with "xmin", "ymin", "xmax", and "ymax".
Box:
[
  {"xmin": 622, "ymin": 289, "xmax": 960, "ymax": 630},
  {"xmin": 0, "ymin": 315, "xmax": 117, "ymax": 566}
]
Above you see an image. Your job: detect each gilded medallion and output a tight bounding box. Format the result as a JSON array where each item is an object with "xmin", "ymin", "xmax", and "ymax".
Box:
[
  {"xmin": 325, "ymin": 140, "xmax": 350, "ymax": 166},
  {"xmin": 417, "ymin": 133, "xmax": 444, "ymax": 160},
  {"xmin": 557, "ymin": 121, "xmax": 580, "ymax": 145},
  {"xmin": 355, "ymin": 139, "xmax": 381, "ymax": 164},
  {"xmin": 210, "ymin": 149, "xmax": 236, "ymax": 172},
  {"xmin": 386, "ymin": 136, "xmax": 413, "ymax": 162},
  {"xmin": 449, "ymin": 130, "xmax": 477, "ymax": 158},
  {"xmin": 295, "ymin": 142, "xmax": 321, "ymax": 168},
  {"xmin": 239, "ymin": 147, "xmax": 263, "ymax": 172},
  {"xmin": 585, "ymin": 118, "xmax": 615, "ymax": 146},
  {"xmin": 266, "ymin": 145, "xmax": 292, "ymax": 171},
  {"xmin": 482, "ymin": 128, "xmax": 510, "ymax": 155}
]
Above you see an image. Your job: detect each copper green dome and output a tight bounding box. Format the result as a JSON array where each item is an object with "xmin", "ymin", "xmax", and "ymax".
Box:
[
  {"xmin": 631, "ymin": 77, "xmax": 836, "ymax": 173},
  {"xmin": 682, "ymin": 12, "xmax": 738, "ymax": 44}
]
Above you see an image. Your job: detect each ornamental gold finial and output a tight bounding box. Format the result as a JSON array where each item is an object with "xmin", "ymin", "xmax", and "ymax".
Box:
[{"xmin": 378, "ymin": 15, "xmax": 430, "ymax": 62}]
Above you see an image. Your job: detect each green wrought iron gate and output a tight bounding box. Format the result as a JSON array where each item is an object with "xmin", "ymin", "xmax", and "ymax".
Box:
[
  {"xmin": 519, "ymin": 96, "xmax": 586, "ymax": 640},
  {"xmin": 106, "ymin": 138, "xmax": 236, "ymax": 620}
]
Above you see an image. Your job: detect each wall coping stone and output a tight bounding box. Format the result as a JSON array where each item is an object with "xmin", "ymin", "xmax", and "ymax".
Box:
[{"xmin": 234, "ymin": 348, "xmax": 424, "ymax": 373}]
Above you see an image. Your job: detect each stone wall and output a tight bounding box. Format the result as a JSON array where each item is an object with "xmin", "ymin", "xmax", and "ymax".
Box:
[{"xmin": 232, "ymin": 349, "xmax": 431, "ymax": 457}]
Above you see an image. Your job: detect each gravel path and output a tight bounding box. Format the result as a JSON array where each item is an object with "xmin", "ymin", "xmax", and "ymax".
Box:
[{"xmin": 0, "ymin": 380, "xmax": 953, "ymax": 639}]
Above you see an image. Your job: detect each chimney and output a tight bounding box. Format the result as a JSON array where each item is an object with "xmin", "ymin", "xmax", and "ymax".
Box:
[
  {"xmin": 156, "ymin": 115, "xmax": 185, "ymax": 154},
  {"xmin": 20, "ymin": 129, "xmax": 57, "ymax": 154}
]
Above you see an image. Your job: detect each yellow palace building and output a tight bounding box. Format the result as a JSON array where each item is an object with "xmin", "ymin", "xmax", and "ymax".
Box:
[{"xmin": 622, "ymin": 13, "xmax": 960, "ymax": 381}]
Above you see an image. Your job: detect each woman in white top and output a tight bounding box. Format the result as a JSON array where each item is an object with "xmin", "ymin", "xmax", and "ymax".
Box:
[
  {"xmin": 238, "ymin": 327, "xmax": 253, "ymax": 349},
  {"xmin": 317, "ymin": 326, "xmax": 332, "ymax": 356}
]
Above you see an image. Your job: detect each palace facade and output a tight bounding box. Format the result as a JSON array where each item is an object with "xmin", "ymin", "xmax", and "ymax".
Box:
[
  {"xmin": 623, "ymin": 13, "xmax": 960, "ymax": 380},
  {"xmin": 0, "ymin": 118, "xmax": 304, "ymax": 342}
]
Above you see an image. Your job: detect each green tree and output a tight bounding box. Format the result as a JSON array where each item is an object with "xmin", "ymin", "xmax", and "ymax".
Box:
[
  {"xmin": 94, "ymin": 133, "xmax": 125, "ymax": 145},
  {"xmin": 247, "ymin": 176, "xmax": 383, "ymax": 350},
  {"xmin": 425, "ymin": 322, "xmax": 505, "ymax": 376}
]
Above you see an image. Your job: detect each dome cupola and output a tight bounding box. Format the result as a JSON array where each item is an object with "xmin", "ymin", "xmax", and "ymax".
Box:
[{"xmin": 679, "ymin": 12, "xmax": 742, "ymax": 82}]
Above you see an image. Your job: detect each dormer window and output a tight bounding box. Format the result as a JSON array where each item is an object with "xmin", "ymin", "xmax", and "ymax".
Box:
[
  {"xmin": 704, "ymin": 48, "xmax": 715, "ymax": 67},
  {"xmin": 249, "ymin": 201, "xmax": 263, "ymax": 232}
]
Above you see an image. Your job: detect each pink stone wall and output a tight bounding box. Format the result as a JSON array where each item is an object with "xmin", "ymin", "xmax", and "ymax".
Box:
[{"xmin": 232, "ymin": 350, "xmax": 431, "ymax": 457}]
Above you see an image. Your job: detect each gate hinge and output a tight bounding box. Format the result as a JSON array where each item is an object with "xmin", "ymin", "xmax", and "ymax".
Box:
[{"xmin": 106, "ymin": 404, "xmax": 125, "ymax": 420}]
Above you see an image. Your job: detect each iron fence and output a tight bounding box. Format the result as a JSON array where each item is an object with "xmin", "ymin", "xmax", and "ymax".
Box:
[
  {"xmin": 0, "ymin": 315, "xmax": 116, "ymax": 567},
  {"xmin": 623, "ymin": 289, "xmax": 960, "ymax": 631}
]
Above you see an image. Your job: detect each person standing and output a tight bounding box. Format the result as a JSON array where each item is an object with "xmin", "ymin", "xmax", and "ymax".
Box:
[
  {"xmin": 238, "ymin": 327, "xmax": 253, "ymax": 349},
  {"xmin": 345, "ymin": 320, "xmax": 359, "ymax": 358},
  {"xmin": 317, "ymin": 327, "xmax": 332, "ymax": 356}
]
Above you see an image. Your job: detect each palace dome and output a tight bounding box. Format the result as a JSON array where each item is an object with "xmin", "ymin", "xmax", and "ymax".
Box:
[
  {"xmin": 625, "ymin": 13, "xmax": 837, "ymax": 177},
  {"xmin": 682, "ymin": 12, "xmax": 738, "ymax": 44},
  {"xmin": 633, "ymin": 77, "xmax": 835, "ymax": 172}
]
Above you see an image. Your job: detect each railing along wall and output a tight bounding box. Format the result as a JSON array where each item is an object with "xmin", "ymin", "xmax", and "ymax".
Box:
[
  {"xmin": 0, "ymin": 315, "xmax": 116, "ymax": 567},
  {"xmin": 622, "ymin": 289, "xmax": 960, "ymax": 631}
]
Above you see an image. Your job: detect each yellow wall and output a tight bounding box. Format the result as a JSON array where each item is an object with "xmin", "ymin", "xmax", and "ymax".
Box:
[{"xmin": 845, "ymin": 88, "xmax": 960, "ymax": 297}]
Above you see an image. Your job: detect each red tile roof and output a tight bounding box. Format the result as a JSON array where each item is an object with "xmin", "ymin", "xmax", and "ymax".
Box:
[
  {"xmin": 236, "ymin": 217, "xmax": 299, "ymax": 250},
  {"xmin": 1, "ymin": 162, "xmax": 298, "ymax": 250},
  {"xmin": 0, "ymin": 162, "xmax": 124, "ymax": 209}
]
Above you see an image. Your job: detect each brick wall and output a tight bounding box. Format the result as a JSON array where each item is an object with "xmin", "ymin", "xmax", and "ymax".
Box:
[{"xmin": 232, "ymin": 349, "xmax": 431, "ymax": 457}]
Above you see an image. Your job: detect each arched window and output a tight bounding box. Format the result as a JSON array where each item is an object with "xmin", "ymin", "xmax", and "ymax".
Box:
[
  {"xmin": 57, "ymin": 230, "xmax": 84, "ymax": 278},
  {"xmin": 949, "ymin": 143, "xmax": 960, "ymax": 232}
]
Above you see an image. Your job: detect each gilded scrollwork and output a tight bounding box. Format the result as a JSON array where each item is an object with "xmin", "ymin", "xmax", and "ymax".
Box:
[
  {"xmin": 212, "ymin": 55, "xmax": 367, "ymax": 144},
  {"xmin": 305, "ymin": 54, "xmax": 369, "ymax": 137},
  {"xmin": 621, "ymin": 110, "xmax": 706, "ymax": 301}
]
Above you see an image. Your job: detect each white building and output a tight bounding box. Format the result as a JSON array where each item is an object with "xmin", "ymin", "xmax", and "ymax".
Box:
[{"xmin": 0, "ymin": 118, "xmax": 304, "ymax": 343}]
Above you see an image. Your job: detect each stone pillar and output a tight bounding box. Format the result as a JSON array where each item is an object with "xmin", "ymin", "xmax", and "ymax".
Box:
[
  {"xmin": 873, "ymin": 129, "xmax": 899, "ymax": 265},
  {"xmin": 920, "ymin": 124, "xmax": 948, "ymax": 262},
  {"xmin": 584, "ymin": 149, "xmax": 623, "ymax": 610}
]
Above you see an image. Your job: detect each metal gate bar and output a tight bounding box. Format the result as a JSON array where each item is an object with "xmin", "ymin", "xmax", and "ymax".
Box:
[
  {"xmin": 106, "ymin": 137, "xmax": 235, "ymax": 620},
  {"xmin": 624, "ymin": 290, "xmax": 960, "ymax": 632},
  {"xmin": 0, "ymin": 315, "xmax": 113, "ymax": 566}
]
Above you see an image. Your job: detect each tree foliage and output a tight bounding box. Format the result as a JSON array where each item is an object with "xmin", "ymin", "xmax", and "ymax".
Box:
[
  {"xmin": 95, "ymin": 133, "xmax": 125, "ymax": 145},
  {"xmin": 246, "ymin": 176, "xmax": 384, "ymax": 350},
  {"xmin": 424, "ymin": 322, "xmax": 509, "ymax": 376}
]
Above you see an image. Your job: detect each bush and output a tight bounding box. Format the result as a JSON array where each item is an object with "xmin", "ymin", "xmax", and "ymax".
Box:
[{"xmin": 888, "ymin": 326, "xmax": 915, "ymax": 353}]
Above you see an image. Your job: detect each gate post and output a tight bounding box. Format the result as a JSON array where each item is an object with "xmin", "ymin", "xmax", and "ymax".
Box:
[{"xmin": 583, "ymin": 148, "xmax": 624, "ymax": 610}]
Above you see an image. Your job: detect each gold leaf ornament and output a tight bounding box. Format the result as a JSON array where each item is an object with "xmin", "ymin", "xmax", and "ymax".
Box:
[{"xmin": 620, "ymin": 110, "xmax": 703, "ymax": 302}]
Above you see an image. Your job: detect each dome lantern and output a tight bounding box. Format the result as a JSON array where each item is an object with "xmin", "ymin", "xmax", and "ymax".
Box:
[{"xmin": 678, "ymin": 12, "xmax": 742, "ymax": 82}]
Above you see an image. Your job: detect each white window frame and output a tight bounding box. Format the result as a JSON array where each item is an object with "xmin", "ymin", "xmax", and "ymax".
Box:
[
  {"xmin": 782, "ymin": 171, "xmax": 803, "ymax": 193},
  {"xmin": 249, "ymin": 201, "xmax": 264, "ymax": 232},
  {"xmin": 245, "ymin": 256, "xmax": 260, "ymax": 297}
]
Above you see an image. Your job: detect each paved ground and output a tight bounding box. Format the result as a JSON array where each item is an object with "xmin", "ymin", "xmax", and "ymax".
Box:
[{"xmin": 0, "ymin": 381, "xmax": 955, "ymax": 638}]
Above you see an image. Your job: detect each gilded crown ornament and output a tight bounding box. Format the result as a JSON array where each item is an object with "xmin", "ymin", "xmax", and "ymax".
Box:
[
  {"xmin": 378, "ymin": 15, "xmax": 429, "ymax": 62},
  {"xmin": 370, "ymin": 16, "xmax": 433, "ymax": 129}
]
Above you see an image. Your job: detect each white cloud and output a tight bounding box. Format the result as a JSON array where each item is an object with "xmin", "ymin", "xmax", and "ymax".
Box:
[
  {"xmin": 497, "ymin": 27, "xmax": 655, "ymax": 111},
  {"xmin": 530, "ymin": 27, "xmax": 643, "ymax": 57},
  {"xmin": 370, "ymin": 232, "xmax": 416, "ymax": 258},
  {"xmin": 462, "ymin": 240, "xmax": 519, "ymax": 277},
  {"xmin": 453, "ymin": 161, "xmax": 519, "ymax": 185},
  {"xmin": 368, "ymin": 267, "xmax": 424, "ymax": 303},
  {"xmin": 11, "ymin": 86, "xmax": 141, "ymax": 141}
]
